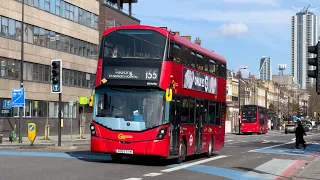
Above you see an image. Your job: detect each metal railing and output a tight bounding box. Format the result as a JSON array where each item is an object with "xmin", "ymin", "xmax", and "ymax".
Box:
[{"xmin": 104, "ymin": 0, "xmax": 137, "ymax": 17}]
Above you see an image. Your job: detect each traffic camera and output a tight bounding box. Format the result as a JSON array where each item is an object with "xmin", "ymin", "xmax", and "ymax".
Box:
[
  {"xmin": 307, "ymin": 41, "xmax": 320, "ymax": 94},
  {"xmin": 51, "ymin": 59, "xmax": 62, "ymax": 93}
]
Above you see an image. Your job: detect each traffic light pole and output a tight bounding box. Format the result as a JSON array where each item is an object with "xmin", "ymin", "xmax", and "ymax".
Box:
[
  {"xmin": 58, "ymin": 93, "xmax": 62, "ymax": 146},
  {"xmin": 51, "ymin": 59, "xmax": 63, "ymax": 146}
]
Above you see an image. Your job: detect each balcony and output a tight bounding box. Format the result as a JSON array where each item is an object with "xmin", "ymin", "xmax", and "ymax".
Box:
[{"xmin": 103, "ymin": 0, "xmax": 137, "ymax": 18}]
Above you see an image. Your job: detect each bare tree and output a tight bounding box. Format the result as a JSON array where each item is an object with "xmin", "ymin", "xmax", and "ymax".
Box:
[{"xmin": 307, "ymin": 85, "xmax": 320, "ymax": 118}]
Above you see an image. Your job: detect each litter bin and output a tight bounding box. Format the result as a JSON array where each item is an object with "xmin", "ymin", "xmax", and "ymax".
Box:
[{"xmin": 234, "ymin": 125, "xmax": 239, "ymax": 133}]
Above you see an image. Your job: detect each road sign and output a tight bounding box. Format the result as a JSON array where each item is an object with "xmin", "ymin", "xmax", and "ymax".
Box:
[
  {"xmin": 293, "ymin": 116, "xmax": 297, "ymax": 121},
  {"xmin": 69, "ymin": 100, "xmax": 73, "ymax": 106},
  {"xmin": 11, "ymin": 88, "xmax": 25, "ymax": 107},
  {"xmin": 2, "ymin": 100, "xmax": 11, "ymax": 109},
  {"xmin": 27, "ymin": 122, "xmax": 36, "ymax": 145},
  {"xmin": 79, "ymin": 96, "xmax": 88, "ymax": 105}
]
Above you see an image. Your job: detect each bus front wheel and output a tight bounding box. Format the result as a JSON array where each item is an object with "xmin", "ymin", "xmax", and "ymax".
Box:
[{"xmin": 111, "ymin": 154, "xmax": 123, "ymax": 162}]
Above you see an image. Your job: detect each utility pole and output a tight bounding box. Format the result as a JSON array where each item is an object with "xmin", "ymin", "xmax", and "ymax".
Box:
[
  {"xmin": 238, "ymin": 67, "xmax": 247, "ymax": 134},
  {"xmin": 18, "ymin": 0, "xmax": 25, "ymax": 144}
]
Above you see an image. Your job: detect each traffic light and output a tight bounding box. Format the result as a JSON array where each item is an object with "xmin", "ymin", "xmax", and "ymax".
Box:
[
  {"xmin": 307, "ymin": 41, "xmax": 320, "ymax": 94},
  {"xmin": 51, "ymin": 59, "xmax": 62, "ymax": 93}
]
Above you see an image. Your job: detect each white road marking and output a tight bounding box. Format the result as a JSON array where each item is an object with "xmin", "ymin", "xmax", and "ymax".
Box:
[
  {"xmin": 143, "ymin": 173, "xmax": 163, "ymax": 177},
  {"xmin": 123, "ymin": 178, "xmax": 142, "ymax": 180},
  {"xmin": 161, "ymin": 155, "xmax": 227, "ymax": 173},
  {"xmin": 249, "ymin": 141, "xmax": 295, "ymax": 152}
]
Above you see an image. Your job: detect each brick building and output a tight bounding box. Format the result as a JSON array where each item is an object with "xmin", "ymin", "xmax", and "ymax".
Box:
[{"xmin": 99, "ymin": 0, "xmax": 140, "ymax": 39}]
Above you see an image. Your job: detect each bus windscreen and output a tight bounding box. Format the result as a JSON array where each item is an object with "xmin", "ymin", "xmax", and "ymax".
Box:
[{"xmin": 242, "ymin": 106, "xmax": 256, "ymax": 123}]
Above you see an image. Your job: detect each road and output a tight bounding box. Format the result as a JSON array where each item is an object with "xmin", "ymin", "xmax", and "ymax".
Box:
[{"xmin": 0, "ymin": 130, "xmax": 319, "ymax": 180}]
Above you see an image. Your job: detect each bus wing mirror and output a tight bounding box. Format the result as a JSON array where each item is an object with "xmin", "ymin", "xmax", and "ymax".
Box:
[{"xmin": 166, "ymin": 88, "xmax": 172, "ymax": 102}]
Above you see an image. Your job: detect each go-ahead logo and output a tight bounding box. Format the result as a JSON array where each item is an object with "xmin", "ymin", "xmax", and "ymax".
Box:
[{"xmin": 118, "ymin": 134, "xmax": 133, "ymax": 140}]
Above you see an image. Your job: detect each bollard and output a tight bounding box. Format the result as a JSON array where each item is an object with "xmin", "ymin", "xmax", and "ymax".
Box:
[{"xmin": 0, "ymin": 132, "xmax": 2, "ymax": 144}]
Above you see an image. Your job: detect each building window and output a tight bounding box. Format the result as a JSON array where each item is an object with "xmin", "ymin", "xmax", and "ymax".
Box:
[{"xmin": 1, "ymin": 17, "xmax": 9, "ymax": 37}]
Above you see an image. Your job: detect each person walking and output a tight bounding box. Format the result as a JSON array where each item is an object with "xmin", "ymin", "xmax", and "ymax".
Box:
[{"xmin": 295, "ymin": 121, "xmax": 306, "ymax": 149}]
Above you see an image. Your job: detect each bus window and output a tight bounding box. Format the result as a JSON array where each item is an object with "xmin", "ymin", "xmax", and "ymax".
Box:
[
  {"xmin": 215, "ymin": 102, "xmax": 221, "ymax": 125},
  {"xmin": 175, "ymin": 96, "xmax": 181, "ymax": 124},
  {"xmin": 216, "ymin": 62, "xmax": 221, "ymax": 76},
  {"xmin": 203, "ymin": 56, "xmax": 209, "ymax": 72},
  {"xmin": 209, "ymin": 59, "xmax": 216, "ymax": 75},
  {"xmin": 196, "ymin": 53, "xmax": 204, "ymax": 71},
  {"xmin": 181, "ymin": 98, "xmax": 189, "ymax": 123},
  {"xmin": 169, "ymin": 43, "xmax": 181, "ymax": 63},
  {"xmin": 204, "ymin": 100, "xmax": 209, "ymax": 124},
  {"xmin": 190, "ymin": 52, "xmax": 196, "ymax": 68},
  {"xmin": 221, "ymin": 63, "xmax": 227, "ymax": 79},
  {"xmin": 102, "ymin": 29, "xmax": 166, "ymax": 59},
  {"xmin": 189, "ymin": 98, "xmax": 195, "ymax": 124},
  {"xmin": 196, "ymin": 100, "xmax": 203, "ymax": 124},
  {"xmin": 169, "ymin": 96, "xmax": 176, "ymax": 124},
  {"xmin": 181, "ymin": 46, "xmax": 190, "ymax": 66},
  {"xmin": 208, "ymin": 102, "xmax": 216, "ymax": 124}
]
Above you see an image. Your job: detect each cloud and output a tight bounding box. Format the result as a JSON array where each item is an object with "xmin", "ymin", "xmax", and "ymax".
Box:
[
  {"xmin": 136, "ymin": 5, "xmax": 295, "ymax": 25},
  {"xmin": 220, "ymin": 0, "xmax": 278, "ymax": 6},
  {"xmin": 212, "ymin": 23, "xmax": 249, "ymax": 38}
]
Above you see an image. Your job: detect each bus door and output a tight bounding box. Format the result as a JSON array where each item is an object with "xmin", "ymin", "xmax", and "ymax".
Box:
[
  {"xmin": 169, "ymin": 96, "xmax": 180, "ymax": 156},
  {"xmin": 195, "ymin": 99, "xmax": 203, "ymax": 153}
]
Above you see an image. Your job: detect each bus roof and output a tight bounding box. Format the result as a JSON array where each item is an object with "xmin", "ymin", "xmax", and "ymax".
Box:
[{"xmin": 102, "ymin": 24, "xmax": 227, "ymax": 64}]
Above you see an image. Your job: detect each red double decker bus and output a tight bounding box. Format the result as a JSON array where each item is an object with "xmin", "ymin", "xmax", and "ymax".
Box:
[
  {"xmin": 90, "ymin": 24, "xmax": 227, "ymax": 163},
  {"xmin": 241, "ymin": 105, "xmax": 268, "ymax": 134}
]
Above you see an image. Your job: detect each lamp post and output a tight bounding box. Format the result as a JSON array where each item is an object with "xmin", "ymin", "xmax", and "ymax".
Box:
[
  {"xmin": 238, "ymin": 67, "xmax": 247, "ymax": 134},
  {"xmin": 18, "ymin": 0, "xmax": 25, "ymax": 144}
]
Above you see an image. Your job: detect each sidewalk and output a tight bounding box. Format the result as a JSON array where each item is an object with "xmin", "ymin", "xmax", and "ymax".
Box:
[
  {"xmin": 293, "ymin": 157, "xmax": 320, "ymax": 179},
  {"xmin": 0, "ymin": 134, "xmax": 90, "ymax": 149}
]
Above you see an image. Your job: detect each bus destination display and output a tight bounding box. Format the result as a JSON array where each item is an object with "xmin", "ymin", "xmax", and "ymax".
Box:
[{"xmin": 105, "ymin": 67, "xmax": 159, "ymax": 81}]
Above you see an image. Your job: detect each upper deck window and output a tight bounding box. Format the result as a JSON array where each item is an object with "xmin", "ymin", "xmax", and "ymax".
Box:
[{"xmin": 103, "ymin": 29, "xmax": 167, "ymax": 60}]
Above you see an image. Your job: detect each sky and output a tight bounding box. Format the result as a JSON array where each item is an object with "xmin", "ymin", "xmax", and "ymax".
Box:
[{"xmin": 127, "ymin": 0, "xmax": 320, "ymax": 78}]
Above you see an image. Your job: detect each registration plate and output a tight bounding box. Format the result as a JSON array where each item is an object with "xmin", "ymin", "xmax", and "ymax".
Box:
[{"xmin": 116, "ymin": 149, "xmax": 133, "ymax": 154}]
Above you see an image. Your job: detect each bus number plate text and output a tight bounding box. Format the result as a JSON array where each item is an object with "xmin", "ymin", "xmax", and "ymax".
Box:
[{"xmin": 116, "ymin": 149, "xmax": 133, "ymax": 154}]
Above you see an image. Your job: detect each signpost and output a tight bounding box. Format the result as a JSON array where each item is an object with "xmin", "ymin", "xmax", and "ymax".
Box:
[
  {"xmin": 79, "ymin": 96, "xmax": 88, "ymax": 138},
  {"xmin": 11, "ymin": 88, "xmax": 25, "ymax": 143},
  {"xmin": 69, "ymin": 100, "xmax": 73, "ymax": 139}
]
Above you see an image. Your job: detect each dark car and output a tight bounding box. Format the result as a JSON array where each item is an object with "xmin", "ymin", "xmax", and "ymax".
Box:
[{"xmin": 285, "ymin": 124, "xmax": 296, "ymax": 134}]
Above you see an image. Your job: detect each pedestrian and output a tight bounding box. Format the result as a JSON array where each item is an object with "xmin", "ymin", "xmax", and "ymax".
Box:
[{"xmin": 295, "ymin": 121, "xmax": 306, "ymax": 149}]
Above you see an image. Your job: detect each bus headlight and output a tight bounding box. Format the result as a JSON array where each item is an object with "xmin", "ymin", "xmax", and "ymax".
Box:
[
  {"xmin": 155, "ymin": 128, "xmax": 167, "ymax": 140},
  {"xmin": 90, "ymin": 125, "xmax": 96, "ymax": 136}
]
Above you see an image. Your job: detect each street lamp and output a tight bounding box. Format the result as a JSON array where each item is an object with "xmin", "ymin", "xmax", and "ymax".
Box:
[{"xmin": 238, "ymin": 67, "xmax": 247, "ymax": 134}]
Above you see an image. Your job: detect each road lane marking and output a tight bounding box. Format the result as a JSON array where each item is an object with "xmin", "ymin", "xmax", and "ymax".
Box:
[
  {"xmin": 249, "ymin": 141, "xmax": 295, "ymax": 152},
  {"xmin": 143, "ymin": 173, "xmax": 162, "ymax": 177},
  {"xmin": 161, "ymin": 155, "xmax": 227, "ymax": 172},
  {"xmin": 0, "ymin": 151, "xmax": 112, "ymax": 161},
  {"xmin": 123, "ymin": 178, "xmax": 142, "ymax": 180}
]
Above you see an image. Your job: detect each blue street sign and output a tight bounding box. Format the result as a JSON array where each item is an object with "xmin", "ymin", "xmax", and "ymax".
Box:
[
  {"xmin": 301, "ymin": 116, "xmax": 305, "ymax": 121},
  {"xmin": 28, "ymin": 124, "xmax": 35, "ymax": 131},
  {"xmin": 11, "ymin": 88, "xmax": 25, "ymax": 107},
  {"xmin": 293, "ymin": 116, "xmax": 297, "ymax": 121},
  {"xmin": 2, "ymin": 100, "xmax": 11, "ymax": 109}
]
